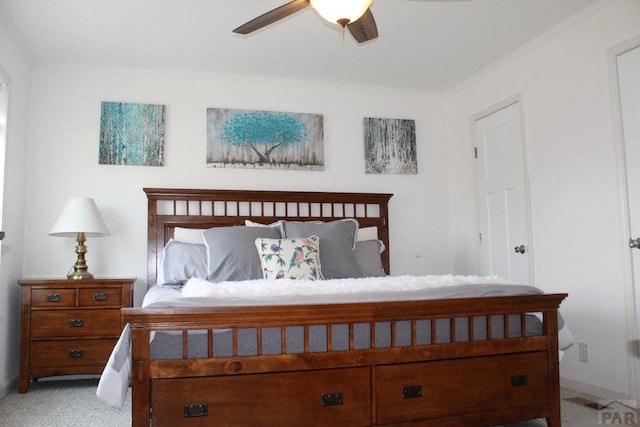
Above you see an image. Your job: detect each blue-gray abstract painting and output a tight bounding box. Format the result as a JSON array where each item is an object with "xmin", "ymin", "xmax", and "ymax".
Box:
[
  {"xmin": 99, "ymin": 101, "xmax": 165, "ymax": 166},
  {"xmin": 364, "ymin": 117, "xmax": 417, "ymax": 174},
  {"xmin": 206, "ymin": 108, "xmax": 324, "ymax": 170}
]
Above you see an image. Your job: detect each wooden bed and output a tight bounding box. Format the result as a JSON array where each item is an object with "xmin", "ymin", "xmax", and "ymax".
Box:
[{"xmin": 122, "ymin": 187, "xmax": 567, "ymax": 427}]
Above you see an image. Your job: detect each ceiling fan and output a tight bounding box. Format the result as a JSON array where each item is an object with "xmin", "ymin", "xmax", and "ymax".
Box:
[{"xmin": 233, "ymin": 0, "xmax": 470, "ymax": 44}]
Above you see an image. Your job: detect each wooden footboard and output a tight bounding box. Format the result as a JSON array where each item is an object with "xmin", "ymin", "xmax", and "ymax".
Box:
[{"xmin": 124, "ymin": 293, "xmax": 567, "ymax": 427}]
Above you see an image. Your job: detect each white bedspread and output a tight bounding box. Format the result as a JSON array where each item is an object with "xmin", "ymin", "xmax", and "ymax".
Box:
[
  {"xmin": 181, "ymin": 274, "xmax": 513, "ymax": 300},
  {"xmin": 96, "ymin": 275, "xmax": 573, "ymax": 409}
]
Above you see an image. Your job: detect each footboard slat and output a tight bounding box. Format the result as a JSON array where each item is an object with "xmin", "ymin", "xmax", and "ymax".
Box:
[{"xmin": 181, "ymin": 331, "xmax": 187, "ymax": 359}]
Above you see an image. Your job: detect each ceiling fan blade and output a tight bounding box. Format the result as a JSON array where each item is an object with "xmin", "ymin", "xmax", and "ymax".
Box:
[
  {"xmin": 347, "ymin": 8, "xmax": 378, "ymax": 44},
  {"xmin": 233, "ymin": 0, "xmax": 310, "ymax": 34}
]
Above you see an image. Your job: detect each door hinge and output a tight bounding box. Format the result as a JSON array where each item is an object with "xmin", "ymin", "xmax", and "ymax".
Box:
[
  {"xmin": 479, "ymin": 233, "xmax": 482, "ymax": 245},
  {"xmin": 474, "ymin": 147, "xmax": 478, "ymax": 159}
]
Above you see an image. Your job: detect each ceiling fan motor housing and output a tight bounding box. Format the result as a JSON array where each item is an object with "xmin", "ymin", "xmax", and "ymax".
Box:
[{"xmin": 310, "ymin": 0, "xmax": 373, "ymax": 25}]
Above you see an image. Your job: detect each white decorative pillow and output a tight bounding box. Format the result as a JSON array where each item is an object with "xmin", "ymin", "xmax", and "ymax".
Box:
[
  {"xmin": 255, "ymin": 236, "xmax": 324, "ymax": 280},
  {"xmin": 357, "ymin": 226, "xmax": 379, "ymax": 242},
  {"xmin": 173, "ymin": 227, "xmax": 209, "ymax": 244}
]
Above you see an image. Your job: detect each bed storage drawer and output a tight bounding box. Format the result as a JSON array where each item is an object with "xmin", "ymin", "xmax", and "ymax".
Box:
[
  {"xmin": 30, "ymin": 339, "xmax": 117, "ymax": 369},
  {"xmin": 375, "ymin": 352, "xmax": 549, "ymax": 424},
  {"xmin": 151, "ymin": 367, "xmax": 372, "ymax": 427}
]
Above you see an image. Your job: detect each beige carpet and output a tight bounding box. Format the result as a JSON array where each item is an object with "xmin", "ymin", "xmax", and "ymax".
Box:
[
  {"xmin": 0, "ymin": 379, "xmax": 130, "ymax": 427},
  {"xmin": 0, "ymin": 379, "xmax": 609, "ymax": 426}
]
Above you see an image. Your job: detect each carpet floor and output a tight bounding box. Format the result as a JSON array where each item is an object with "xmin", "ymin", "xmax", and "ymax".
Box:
[{"xmin": 0, "ymin": 379, "xmax": 611, "ymax": 426}]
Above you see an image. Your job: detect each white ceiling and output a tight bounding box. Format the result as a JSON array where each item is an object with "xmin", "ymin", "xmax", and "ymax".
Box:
[{"xmin": 0, "ymin": 0, "xmax": 599, "ymax": 92}]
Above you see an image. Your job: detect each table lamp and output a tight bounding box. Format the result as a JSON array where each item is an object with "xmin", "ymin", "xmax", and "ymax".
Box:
[{"xmin": 49, "ymin": 197, "xmax": 110, "ymax": 280}]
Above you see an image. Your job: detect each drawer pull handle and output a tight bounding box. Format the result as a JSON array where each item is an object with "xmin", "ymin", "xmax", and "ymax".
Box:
[
  {"xmin": 184, "ymin": 403, "xmax": 208, "ymax": 418},
  {"xmin": 68, "ymin": 319, "xmax": 84, "ymax": 328},
  {"xmin": 46, "ymin": 294, "xmax": 62, "ymax": 303},
  {"xmin": 402, "ymin": 385, "xmax": 422, "ymax": 399},
  {"xmin": 511, "ymin": 375, "xmax": 528, "ymax": 387},
  {"xmin": 68, "ymin": 349, "xmax": 84, "ymax": 358},
  {"xmin": 321, "ymin": 392, "xmax": 343, "ymax": 406},
  {"xmin": 92, "ymin": 292, "xmax": 108, "ymax": 302}
]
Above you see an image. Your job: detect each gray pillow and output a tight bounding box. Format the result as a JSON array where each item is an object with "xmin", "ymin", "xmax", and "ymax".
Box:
[
  {"xmin": 283, "ymin": 219, "xmax": 364, "ymax": 279},
  {"xmin": 159, "ymin": 240, "xmax": 208, "ymax": 285},
  {"xmin": 202, "ymin": 226, "xmax": 281, "ymax": 282},
  {"xmin": 355, "ymin": 240, "xmax": 386, "ymax": 277}
]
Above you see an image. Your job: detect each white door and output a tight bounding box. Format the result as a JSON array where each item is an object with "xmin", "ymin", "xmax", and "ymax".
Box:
[
  {"xmin": 473, "ymin": 100, "xmax": 532, "ymax": 284},
  {"xmin": 616, "ymin": 42, "xmax": 640, "ymax": 401}
]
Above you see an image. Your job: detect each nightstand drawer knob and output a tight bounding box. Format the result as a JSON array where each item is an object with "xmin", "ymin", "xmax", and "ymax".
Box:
[
  {"xmin": 402, "ymin": 385, "xmax": 422, "ymax": 399},
  {"xmin": 45, "ymin": 294, "xmax": 62, "ymax": 303},
  {"xmin": 184, "ymin": 403, "xmax": 208, "ymax": 418},
  {"xmin": 511, "ymin": 375, "xmax": 528, "ymax": 387},
  {"xmin": 321, "ymin": 392, "xmax": 344, "ymax": 406},
  {"xmin": 68, "ymin": 319, "xmax": 84, "ymax": 328},
  {"xmin": 92, "ymin": 292, "xmax": 108, "ymax": 302},
  {"xmin": 68, "ymin": 349, "xmax": 84, "ymax": 358}
]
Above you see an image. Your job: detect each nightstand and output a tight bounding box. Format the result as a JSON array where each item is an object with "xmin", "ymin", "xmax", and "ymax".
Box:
[{"xmin": 18, "ymin": 278, "xmax": 134, "ymax": 393}]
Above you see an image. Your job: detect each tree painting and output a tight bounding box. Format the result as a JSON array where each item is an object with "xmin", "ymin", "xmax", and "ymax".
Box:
[
  {"xmin": 363, "ymin": 117, "xmax": 417, "ymax": 174},
  {"xmin": 207, "ymin": 108, "xmax": 324, "ymax": 170},
  {"xmin": 99, "ymin": 101, "xmax": 165, "ymax": 166}
]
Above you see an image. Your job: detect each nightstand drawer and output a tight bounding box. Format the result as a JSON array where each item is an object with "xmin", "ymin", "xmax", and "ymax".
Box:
[
  {"xmin": 78, "ymin": 288, "xmax": 122, "ymax": 307},
  {"xmin": 31, "ymin": 309, "xmax": 122, "ymax": 338},
  {"xmin": 31, "ymin": 289, "xmax": 76, "ymax": 307},
  {"xmin": 30, "ymin": 339, "xmax": 117, "ymax": 369}
]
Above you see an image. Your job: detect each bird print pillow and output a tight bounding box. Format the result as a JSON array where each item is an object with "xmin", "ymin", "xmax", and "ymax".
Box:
[{"xmin": 255, "ymin": 235, "xmax": 324, "ymax": 280}]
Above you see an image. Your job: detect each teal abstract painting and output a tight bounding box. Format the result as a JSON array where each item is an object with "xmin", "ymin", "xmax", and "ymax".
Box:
[
  {"xmin": 206, "ymin": 108, "xmax": 324, "ymax": 170},
  {"xmin": 99, "ymin": 101, "xmax": 165, "ymax": 166}
]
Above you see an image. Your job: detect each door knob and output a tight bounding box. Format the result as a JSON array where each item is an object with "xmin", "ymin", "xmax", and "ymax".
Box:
[
  {"xmin": 630, "ymin": 238, "xmax": 640, "ymax": 249},
  {"xmin": 514, "ymin": 245, "xmax": 526, "ymax": 254}
]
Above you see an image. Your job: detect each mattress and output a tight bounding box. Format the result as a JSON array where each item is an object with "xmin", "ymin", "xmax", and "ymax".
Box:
[{"xmin": 97, "ymin": 275, "xmax": 574, "ymax": 409}]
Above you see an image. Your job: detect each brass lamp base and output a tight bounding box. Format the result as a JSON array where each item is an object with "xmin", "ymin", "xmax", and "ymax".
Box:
[
  {"xmin": 67, "ymin": 232, "xmax": 94, "ymax": 280},
  {"xmin": 67, "ymin": 270, "xmax": 94, "ymax": 280}
]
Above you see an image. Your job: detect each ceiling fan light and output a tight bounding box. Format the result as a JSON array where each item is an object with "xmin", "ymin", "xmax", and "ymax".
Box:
[{"xmin": 310, "ymin": 0, "xmax": 373, "ymax": 26}]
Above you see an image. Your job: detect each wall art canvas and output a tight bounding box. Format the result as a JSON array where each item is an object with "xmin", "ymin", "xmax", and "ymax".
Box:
[
  {"xmin": 99, "ymin": 101, "xmax": 165, "ymax": 166},
  {"xmin": 363, "ymin": 117, "xmax": 417, "ymax": 174},
  {"xmin": 206, "ymin": 108, "xmax": 324, "ymax": 170}
]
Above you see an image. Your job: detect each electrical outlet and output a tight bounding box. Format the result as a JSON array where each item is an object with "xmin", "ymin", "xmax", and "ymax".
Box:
[{"xmin": 578, "ymin": 342, "xmax": 589, "ymax": 363}]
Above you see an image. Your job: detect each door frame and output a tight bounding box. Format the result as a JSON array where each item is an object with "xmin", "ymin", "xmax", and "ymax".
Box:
[
  {"xmin": 471, "ymin": 93, "xmax": 534, "ymax": 284},
  {"xmin": 0, "ymin": 67, "xmax": 8, "ymax": 322},
  {"xmin": 608, "ymin": 34, "xmax": 640, "ymax": 402}
]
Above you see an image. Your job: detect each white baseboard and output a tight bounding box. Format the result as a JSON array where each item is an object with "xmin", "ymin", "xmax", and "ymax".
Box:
[{"xmin": 561, "ymin": 376, "xmax": 629, "ymax": 400}]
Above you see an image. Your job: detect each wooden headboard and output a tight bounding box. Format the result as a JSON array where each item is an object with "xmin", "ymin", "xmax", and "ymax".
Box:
[{"xmin": 144, "ymin": 188, "xmax": 394, "ymax": 285}]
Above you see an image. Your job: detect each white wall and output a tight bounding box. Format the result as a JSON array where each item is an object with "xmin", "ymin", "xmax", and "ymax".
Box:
[
  {"xmin": 446, "ymin": 0, "xmax": 640, "ymax": 397},
  {"xmin": 22, "ymin": 65, "xmax": 452, "ymax": 306},
  {"xmin": 8, "ymin": 0, "xmax": 636, "ymax": 400},
  {"xmin": 0, "ymin": 22, "xmax": 31, "ymax": 396}
]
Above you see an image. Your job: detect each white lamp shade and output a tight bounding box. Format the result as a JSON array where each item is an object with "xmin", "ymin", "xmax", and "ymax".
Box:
[
  {"xmin": 310, "ymin": 0, "xmax": 373, "ymax": 25},
  {"xmin": 49, "ymin": 197, "xmax": 110, "ymax": 237}
]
